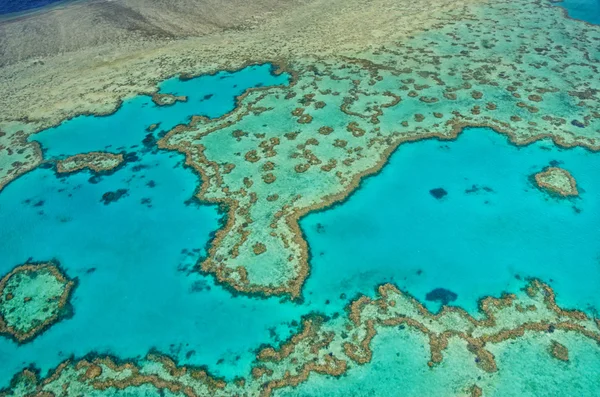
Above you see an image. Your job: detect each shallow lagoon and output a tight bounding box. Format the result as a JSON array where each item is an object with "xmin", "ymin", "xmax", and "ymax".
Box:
[
  {"xmin": 302, "ymin": 127, "xmax": 600, "ymax": 315},
  {"xmin": 1, "ymin": 63, "xmax": 600, "ymax": 392},
  {"xmin": 0, "ymin": 65, "xmax": 304, "ymax": 386},
  {"xmin": 553, "ymin": 0, "xmax": 600, "ymax": 25}
]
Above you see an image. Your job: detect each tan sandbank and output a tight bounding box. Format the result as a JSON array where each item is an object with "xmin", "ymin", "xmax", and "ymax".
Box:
[
  {"xmin": 534, "ymin": 167, "xmax": 579, "ymax": 197},
  {"xmin": 55, "ymin": 152, "xmax": 124, "ymax": 174}
]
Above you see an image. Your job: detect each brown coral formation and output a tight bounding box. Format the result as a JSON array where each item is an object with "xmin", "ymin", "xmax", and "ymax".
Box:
[
  {"xmin": 55, "ymin": 152, "xmax": 124, "ymax": 174},
  {"xmin": 550, "ymin": 340, "xmax": 569, "ymax": 362},
  {"xmin": 151, "ymin": 93, "xmax": 188, "ymax": 107},
  {"xmin": 0, "ymin": 262, "xmax": 75, "ymax": 344},
  {"xmin": 4, "ymin": 280, "xmax": 599, "ymax": 396},
  {"xmin": 534, "ymin": 167, "xmax": 579, "ymax": 197}
]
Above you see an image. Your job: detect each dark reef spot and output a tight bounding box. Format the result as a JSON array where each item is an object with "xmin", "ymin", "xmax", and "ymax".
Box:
[
  {"xmin": 33, "ymin": 200, "xmax": 44, "ymax": 207},
  {"xmin": 425, "ymin": 288, "xmax": 458, "ymax": 306},
  {"xmin": 186, "ymin": 350, "xmax": 196, "ymax": 359},
  {"xmin": 429, "ymin": 188, "xmax": 447, "ymax": 199},
  {"xmin": 416, "ymin": 269, "xmax": 423, "ymax": 276},
  {"xmin": 316, "ymin": 223, "xmax": 325, "ymax": 233},
  {"xmin": 465, "ymin": 185, "xmax": 479, "ymax": 194},
  {"xmin": 465, "ymin": 185, "xmax": 493, "ymax": 194},
  {"xmin": 142, "ymin": 133, "xmax": 157, "ymax": 149},
  {"xmin": 202, "ymin": 94, "xmax": 214, "ymax": 101},
  {"xmin": 86, "ymin": 267, "xmax": 96, "ymax": 274},
  {"xmin": 571, "ymin": 120, "xmax": 585, "ymax": 128},
  {"xmin": 549, "ymin": 159, "xmax": 561, "ymax": 167},
  {"xmin": 146, "ymin": 180, "xmax": 156, "ymax": 188},
  {"xmin": 100, "ymin": 189, "xmax": 129, "ymax": 205},
  {"xmin": 132, "ymin": 164, "xmax": 149, "ymax": 173},
  {"xmin": 123, "ymin": 152, "xmax": 140, "ymax": 163},
  {"xmin": 184, "ymin": 196, "xmax": 202, "ymax": 207},
  {"xmin": 39, "ymin": 162, "xmax": 53, "ymax": 169},
  {"xmin": 190, "ymin": 280, "xmax": 211, "ymax": 293},
  {"xmin": 88, "ymin": 176, "xmax": 103, "ymax": 184}
]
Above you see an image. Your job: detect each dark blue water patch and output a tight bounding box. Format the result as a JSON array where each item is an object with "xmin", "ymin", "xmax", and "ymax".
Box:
[
  {"xmin": 552, "ymin": 0, "xmax": 600, "ymax": 25},
  {"xmin": 0, "ymin": 0, "xmax": 68, "ymax": 15},
  {"xmin": 425, "ymin": 288, "xmax": 458, "ymax": 306}
]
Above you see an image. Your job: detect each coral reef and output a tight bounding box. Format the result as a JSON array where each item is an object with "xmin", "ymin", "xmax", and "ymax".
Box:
[
  {"xmin": 534, "ymin": 166, "xmax": 579, "ymax": 197},
  {"xmin": 4, "ymin": 279, "xmax": 598, "ymax": 396},
  {"xmin": 0, "ymin": 262, "xmax": 75, "ymax": 344},
  {"xmin": 55, "ymin": 152, "xmax": 124, "ymax": 174}
]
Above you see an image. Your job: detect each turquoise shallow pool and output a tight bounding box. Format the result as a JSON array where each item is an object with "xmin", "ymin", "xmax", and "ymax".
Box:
[
  {"xmin": 1, "ymin": 62, "xmax": 600, "ymax": 394},
  {"xmin": 0, "ymin": 65, "xmax": 308, "ymax": 386},
  {"xmin": 301, "ymin": 127, "xmax": 600, "ymax": 315},
  {"xmin": 553, "ymin": 0, "xmax": 600, "ymax": 24}
]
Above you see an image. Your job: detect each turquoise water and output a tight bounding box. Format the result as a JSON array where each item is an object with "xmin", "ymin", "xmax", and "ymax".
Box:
[
  {"xmin": 0, "ymin": 65, "xmax": 305, "ymax": 386},
  {"xmin": 2, "ymin": 62, "xmax": 600, "ymax": 392},
  {"xmin": 553, "ymin": 0, "xmax": 600, "ymax": 25},
  {"xmin": 301, "ymin": 128, "xmax": 600, "ymax": 315}
]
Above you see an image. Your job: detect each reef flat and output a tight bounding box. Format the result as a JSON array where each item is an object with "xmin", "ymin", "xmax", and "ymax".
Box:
[
  {"xmin": 1, "ymin": 0, "xmax": 600, "ymax": 395},
  {"xmin": 0, "ymin": 262, "xmax": 75, "ymax": 344},
  {"xmin": 3, "ymin": 0, "xmax": 598, "ymax": 191},
  {"xmin": 534, "ymin": 166, "xmax": 579, "ymax": 197},
  {"xmin": 157, "ymin": 0, "xmax": 600, "ymax": 296},
  {"xmin": 3, "ymin": 280, "xmax": 599, "ymax": 396},
  {"xmin": 55, "ymin": 152, "xmax": 124, "ymax": 174}
]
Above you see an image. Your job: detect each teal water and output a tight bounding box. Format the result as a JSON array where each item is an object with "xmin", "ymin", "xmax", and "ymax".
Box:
[
  {"xmin": 553, "ymin": 0, "xmax": 600, "ymax": 25},
  {"xmin": 0, "ymin": 64, "xmax": 307, "ymax": 386},
  {"xmin": 277, "ymin": 328, "xmax": 600, "ymax": 397},
  {"xmin": 2, "ymin": 62, "xmax": 600, "ymax": 392},
  {"xmin": 301, "ymin": 128, "xmax": 600, "ymax": 315}
]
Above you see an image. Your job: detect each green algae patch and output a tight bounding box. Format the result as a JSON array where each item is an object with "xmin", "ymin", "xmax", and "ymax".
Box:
[{"xmin": 0, "ymin": 262, "xmax": 76, "ymax": 344}]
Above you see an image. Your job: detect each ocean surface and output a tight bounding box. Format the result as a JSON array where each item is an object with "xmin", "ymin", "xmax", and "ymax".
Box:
[
  {"xmin": 553, "ymin": 0, "xmax": 600, "ymax": 24},
  {"xmin": 0, "ymin": 0, "xmax": 68, "ymax": 15},
  {"xmin": 1, "ymin": 62, "xmax": 599, "ymax": 393}
]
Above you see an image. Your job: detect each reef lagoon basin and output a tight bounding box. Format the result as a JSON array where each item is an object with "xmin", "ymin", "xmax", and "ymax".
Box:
[{"xmin": 1, "ymin": 0, "xmax": 600, "ymax": 395}]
